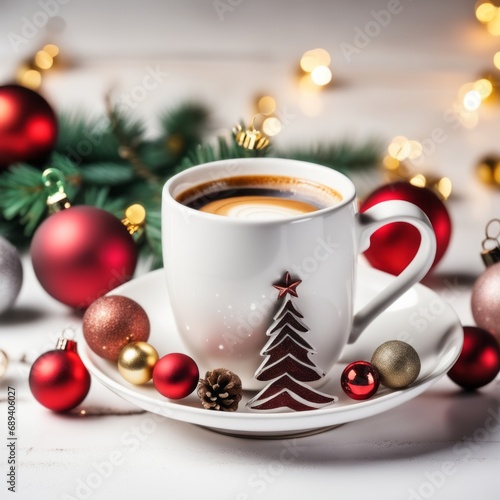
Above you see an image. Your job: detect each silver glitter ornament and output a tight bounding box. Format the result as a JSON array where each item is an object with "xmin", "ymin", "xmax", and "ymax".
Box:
[{"xmin": 0, "ymin": 236, "xmax": 23, "ymax": 315}]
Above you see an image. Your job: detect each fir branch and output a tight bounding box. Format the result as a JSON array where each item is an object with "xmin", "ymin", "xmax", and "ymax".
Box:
[
  {"xmin": 0, "ymin": 164, "xmax": 48, "ymax": 234},
  {"xmin": 141, "ymin": 209, "xmax": 163, "ymax": 269},
  {"xmin": 276, "ymin": 140, "xmax": 382, "ymax": 176},
  {"xmin": 181, "ymin": 134, "xmax": 267, "ymax": 171},
  {"xmin": 160, "ymin": 102, "xmax": 211, "ymax": 150},
  {"xmin": 105, "ymin": 98, "xmax": 158, "ymax": 183},
  {"xmin": 79, "ymin": 162, "xmax": 135, "ymax": 186},
  {"xmin": 56, "ymin": 112, "xmax": 121, "ymax": 164},
  {"xmin": 0, "ymin": 216, "xmax": 29, "ymax": 247}
]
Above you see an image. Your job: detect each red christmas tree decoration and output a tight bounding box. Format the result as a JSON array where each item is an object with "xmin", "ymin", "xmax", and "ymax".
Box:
[{"xmin": 247, "ymin": 271, "xmax": 337, "ymax": 412}]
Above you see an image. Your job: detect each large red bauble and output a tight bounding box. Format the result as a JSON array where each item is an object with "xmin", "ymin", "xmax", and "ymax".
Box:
[
  {"xmin": 0, "ymin": 85, "xmax": 57, "ymax": 169},
  {"xmin": 360, "ymin": 182, "xmax": 451, "ymax": 276},
  {"xmin": 29, "ymin": 339, "xmax": 91, "ymax": 412},
  {"xmin": 31, "ymin": 206, "xmax": 137, "ymax": 309},
  {"xmin": 447, "ymin": 326, "xmax": 500, "ymax": 390},
  {"xmin": 153, "ymin": 353, "xmax": 199, "ymax": 400}
]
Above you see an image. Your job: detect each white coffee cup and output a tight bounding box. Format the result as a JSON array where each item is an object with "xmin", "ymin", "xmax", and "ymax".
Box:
[{"xmin": 162, "ymin": 158, "xmax": 436, "ymax": 390}]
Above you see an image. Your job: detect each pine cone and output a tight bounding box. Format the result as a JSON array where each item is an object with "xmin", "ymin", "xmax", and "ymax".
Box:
[{"xmin": 197, "ymin": 368, "xmax": 243, "ymax": 412}]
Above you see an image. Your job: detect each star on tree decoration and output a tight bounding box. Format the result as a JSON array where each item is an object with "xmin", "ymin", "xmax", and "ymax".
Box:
[{"xmin": 273, "ymin": 271, "xmax": 302, "ymax": 300}]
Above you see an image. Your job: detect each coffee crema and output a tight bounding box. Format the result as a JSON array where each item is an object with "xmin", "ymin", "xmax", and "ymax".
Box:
[{"xmin": 176, "ymin": 175, "xmax": 342, "ymax": 220}]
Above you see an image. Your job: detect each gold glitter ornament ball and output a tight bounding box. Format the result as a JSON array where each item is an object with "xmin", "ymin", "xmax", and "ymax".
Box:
[
  {"xmin": 371, "ymin": 340, "xmax": 421, "ymax": 389},
  {"xmin": 83, "ymin": 295, "xmax": 150, "ymax": 361},
  {"xmin": 118, "ymin": 342, "xmax": 159, "ymax": 384}
]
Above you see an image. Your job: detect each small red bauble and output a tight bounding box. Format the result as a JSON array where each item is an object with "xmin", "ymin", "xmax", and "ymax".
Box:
[
  {"xmin": 341, "ymin": 360, "xmax": 380, "ymax": 400},
  {"xmin": 30, "ymin": 206, "xmax": 137, "ymax": 309},
  {"xmin": 360, "ymin": 182, "xmax": 451, "ymax": 276},
  {"xmin": 0, "ymin": 85, "xmax": 57, "ymax": 170},
  {"xmin": 153, "ymin": 353, "xmax": 199, "ymax": 400},
  {"xmin": 29, "ymin": 339, "xmax": 91, "ymax": 412},
  {"xmin": 447, "ymin": 326, "xmax": 500, "ymax": 390}
]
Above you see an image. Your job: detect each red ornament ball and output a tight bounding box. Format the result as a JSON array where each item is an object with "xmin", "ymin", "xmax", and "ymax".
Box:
[
  {"xmin": 153, "ymin": 353, "xmax": 199, "ymax": 400},
  {"xmin": 0, "ymin": 85, "xmax": 57, "ymax": 170},
  {"xmin": 83, "ymin": 295, "xmax": 150, "ymax": 361},
  {"xmin": 31, "ymin": 206, "xmax": 137, "ymax": 309},
  {"xmin": 471, "ymin": 262, "xmax": 500, "ymax": 342},
  {"xmin": 29, "ymin": 339, "xmax": 91, "ymax": 412},
  {"xmin": 360, "ymin": 182, "xmax": 451, "ymax": 276},
  {"xmin": 448, "ymin": 326, "xmax": 500, "ymax": 390},
  {"xmin": 341, "ymin": 360, "xmax": 380, "ymax": 400}
]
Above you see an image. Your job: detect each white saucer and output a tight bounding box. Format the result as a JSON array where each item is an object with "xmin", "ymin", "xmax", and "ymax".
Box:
[{"xmin": 78, "ymin": 263, "xmax": 463, "ymax": 439}]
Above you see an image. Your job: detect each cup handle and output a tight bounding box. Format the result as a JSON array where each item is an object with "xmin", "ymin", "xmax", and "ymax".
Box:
[{"xmin": 348, "ymin": 200, "xmax": 437, "ymax": 344}]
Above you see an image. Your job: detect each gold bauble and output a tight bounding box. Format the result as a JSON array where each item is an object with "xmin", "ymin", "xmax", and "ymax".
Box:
[
  {"xmin": 118, "ymin": 342, "xmax": 159, "ymax": 385},
  {"xmin": 371, "ymin": 340, "xmax": 421, "ymax": 389}
]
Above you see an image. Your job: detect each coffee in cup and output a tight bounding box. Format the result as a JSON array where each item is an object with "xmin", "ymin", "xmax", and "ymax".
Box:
[{"xmin": 176, "ymin": 174, "xmax": 342, "ymax": 220}]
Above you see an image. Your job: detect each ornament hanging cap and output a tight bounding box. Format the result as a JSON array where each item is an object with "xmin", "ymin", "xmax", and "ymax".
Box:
[
  {"xmin": 233, "ymin": 115, "xmax": 270, "ymax": 151},
  {"xmin": 42, "ymin": 168, "xmax": 71, "ymax": 213},
  {"xmin": 481, "ymin": 218, "xmax": 500, "ymax": 267},
  {"xmin": 122, "ymin": 204, "xmax": 146, "ymax": 235},
  {"xmin": 55, "ymin": 327, "xmax": 78, "ymax": 352}
]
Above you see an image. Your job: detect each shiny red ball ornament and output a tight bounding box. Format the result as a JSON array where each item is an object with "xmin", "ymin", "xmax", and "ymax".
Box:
[
  {"xmin": 31, "ymin": 206, "xmax": 137, "ymax": 309},
  {"xmin": 360, "ymin": 182, "xmax": 451, "ymax": 276},
  {"xmin": 153, "ymin": 353, "xmax": 199, "ymax": 400},
  {"xmin": 341, "ymin": 360, "xmax": 380, "ymax": 400},
  {"xmin": 0, "ymin": 85, "xmax": 57, "ymax": 170},
  {"xmin": 29, "ymin": 339, "xmax": 91, "ymax": 412},
  {"xmin": 447, "ymin": 326, "xmax": 500, "ymax": 390}
]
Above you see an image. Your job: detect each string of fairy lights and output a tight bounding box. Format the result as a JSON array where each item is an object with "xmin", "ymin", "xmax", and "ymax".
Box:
[
  {"xmin": 16, "ymin": 43, "xmax": 60, "ymax": 90},
  {"xmin": 12, "ymin": 3, "xmax": 500, "ymax": 195}
]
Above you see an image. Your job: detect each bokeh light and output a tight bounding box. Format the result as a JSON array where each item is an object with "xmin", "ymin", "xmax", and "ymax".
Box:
[
  {"xmin": 257, "ymin": 96, "xmax": 276, "ymax": 115},
  {"xmin": 299, "ymin": 48, "xmax": 332, "ymax": 89},
  {"xmin": 311, "ymin": 66, "xmax": 332, "ymax": 86}
]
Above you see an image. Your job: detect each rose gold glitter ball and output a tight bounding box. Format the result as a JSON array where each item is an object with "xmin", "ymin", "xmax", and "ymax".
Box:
[{"xmin": 82, "ymin": 295, "xmax": 150, "ymax": 361}]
